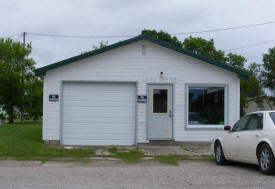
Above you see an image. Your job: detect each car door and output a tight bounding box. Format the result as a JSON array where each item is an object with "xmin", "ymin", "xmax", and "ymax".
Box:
[
  {"xmin": 238, "ymin": 113, "xmax": 263, "ymax": 164},
  {"xmin": 222, "ymin": 115, "xmax": 250, "ymax": 160}
]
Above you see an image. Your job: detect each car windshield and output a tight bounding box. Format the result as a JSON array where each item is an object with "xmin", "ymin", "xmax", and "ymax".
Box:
[{"xmin": 270, "ymin": 112, "xmax": 275, "ymax": 125}]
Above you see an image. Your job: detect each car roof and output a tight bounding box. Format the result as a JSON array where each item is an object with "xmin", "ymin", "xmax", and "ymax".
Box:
[{"xmin": 246, "ymin": 110, "xmax": 275, "ymax": 115}]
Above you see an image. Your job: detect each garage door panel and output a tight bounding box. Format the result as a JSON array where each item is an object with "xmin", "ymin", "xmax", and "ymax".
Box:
[
  {"xmin": 62, "ymin": 139, "xmax": 135, "ymax": 146},
  {"xmin": 63, "ymin": 92, "xmax": 135, "ymax": 101},
  {"xmin": 63, "ymin": 107, "xmax": 135, "ymax": 117},
  {"xmin": 63, "ymin": 101, "xmax": 134, "ymax": 107},
  {"xmin": 63, "ymin": 117, "xmax": 134, "ymax": 124},
  {"xmin": 63, "ymin": 82, "xmax": 134, "ymax": 90},
  {"xmin": 63, "ymin": 123, "xmax": 135, "ymax": 133},
  {"xmin": 63, "ymin": 88, "xmax": 135, "ymax": 94},
  {"xmin": 62, "ymin": 82, "xmax": 136, "ymax": 146},
  {"xmin": 63, "ymin": 133, "xmax": 135, "ymax": 140}
]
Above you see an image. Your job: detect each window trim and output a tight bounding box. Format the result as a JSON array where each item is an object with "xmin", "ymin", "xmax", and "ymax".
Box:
[{"xmin": 185, "ymin": 83, "xmax": 228, "ymax": 129}]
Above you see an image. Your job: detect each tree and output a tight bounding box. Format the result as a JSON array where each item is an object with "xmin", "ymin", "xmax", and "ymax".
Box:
[
  {"xmin": 183, "ymin": 36, "xmax": 227, "ymax": 63},
  {"xmin": 141, "ymin": 29, "xmax": 226, "ymax": 62},
  {"xmin": 141, "ymin": 29, "xmax": 182, "ymax": 48},
  {"xmin": 226, "ymin": 53, "xmax": 246, "ymax": 68},
  {"xmin": 240, "ymin": 63, "xmax": 263, "ymax": 115},
  {"xmin": 23, "ymin": 76, "xmax": 43, "ymax": 120},
  {"xmin": 81, "ymin": 41, "xmax": 109, "ymax": 54},
  {"xmin": 92, "ymin": 41, "xmax": 109, "ymax": 50},
  {"xmin": 262, "ymin": 47, "xmax": 275, "ymax": 104},
  {"xmin": 0, "ymin": 38, "xmax": 42, "ymax": 123}
]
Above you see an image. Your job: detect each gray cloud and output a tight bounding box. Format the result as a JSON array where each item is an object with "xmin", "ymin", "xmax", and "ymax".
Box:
[{"xmin": 1, "ymin": 0, "xmax": 275, "ymax": 68}]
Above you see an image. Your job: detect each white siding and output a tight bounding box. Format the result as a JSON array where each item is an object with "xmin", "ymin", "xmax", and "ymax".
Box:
[{"xmin": 43, "ymin": 40, "xmax": 240, "ymax": 143}]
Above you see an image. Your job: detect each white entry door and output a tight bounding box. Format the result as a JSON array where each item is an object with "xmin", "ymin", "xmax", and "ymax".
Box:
[
  {"xmin": 147, "ymin": 84, "xmax": 173, "ymax": 139},
  {"xmin": 62, "ymin": 82, "xmax": 136, "ymax": 145}
]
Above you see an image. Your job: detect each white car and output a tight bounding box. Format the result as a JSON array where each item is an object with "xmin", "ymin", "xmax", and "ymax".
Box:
[{"xmin": 211, "ymin": 111, "xmax": 275, "ymax": 175}]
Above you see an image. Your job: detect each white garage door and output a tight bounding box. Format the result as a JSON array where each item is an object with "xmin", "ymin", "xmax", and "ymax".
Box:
[{"xmin": 62, "ymin": 82, "xmax": 136, "ymax": 145}]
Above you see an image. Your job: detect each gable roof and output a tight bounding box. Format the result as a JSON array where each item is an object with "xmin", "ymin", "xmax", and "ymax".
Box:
[{"xmin": 34, "ymin": 34, "xmax": 249, "ymax": 78}]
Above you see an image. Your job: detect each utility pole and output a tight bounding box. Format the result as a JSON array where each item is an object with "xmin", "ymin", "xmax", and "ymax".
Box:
[
  {"xmin": 21, "ymin": 32, "xmax": 26, "ymax": 124},
  {"xmin": 23, "ymin": 32, "xmax": 26, "ymax": 48}
]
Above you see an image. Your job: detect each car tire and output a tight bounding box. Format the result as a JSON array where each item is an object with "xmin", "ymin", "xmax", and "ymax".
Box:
[
  {"xmin": 258, "ymin": 144, "xmax": 275, "ymax": 175},
  {"xmin": 215, "ymin": 141, "xmax": 226, "ymax": 165}
]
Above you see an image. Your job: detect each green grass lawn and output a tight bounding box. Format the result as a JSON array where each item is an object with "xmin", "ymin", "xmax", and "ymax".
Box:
[
  {"xmin": 0, "ymin": 121, "xmax": 213, "ymax": 164},
  {"xmin": 0, "ymin": 121, "xmax": 94, "ymax": 161}
]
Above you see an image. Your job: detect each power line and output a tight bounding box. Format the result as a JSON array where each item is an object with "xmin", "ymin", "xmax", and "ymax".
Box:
[
  {"xmin": 24, "ymin": 20, "xmax": 275, "ymax": 39},
  {"xmin": 27, "ymin": 31, "xmax": 275, "ymax": 52},
  {"xmin": 171, "ymin": 20, "xmax": 275, "ymax": 35},
  {"xmin": 27, "ymin": 32, "xmax": 135, "ymax": 38},
  {"xmin": 225, "ymin": 39, "xmax": 275, "ymax": 51},
  {"xmin": 4, "ymin": 20, "xmax": 275, "ymax": 52}
]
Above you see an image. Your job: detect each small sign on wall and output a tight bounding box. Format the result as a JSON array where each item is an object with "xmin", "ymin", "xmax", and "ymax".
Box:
[
  {"xmin": 137, "ymin": 95, "xmax": 147, "ymax": 103},
  {"xmin": 49, "ymin": 94, "xmax": 59, "ymax": 102}
]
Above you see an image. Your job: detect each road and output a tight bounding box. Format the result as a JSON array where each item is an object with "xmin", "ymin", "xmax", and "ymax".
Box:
[{"xmin": 0, "ymin": 160, "xmax": 274, "ymax": 189}]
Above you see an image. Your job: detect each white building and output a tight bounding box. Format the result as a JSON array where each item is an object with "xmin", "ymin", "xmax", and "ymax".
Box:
[
  {"xmin": 0, "ymin": 106, "xmax": 5, "ymax": 124},
  {"xmin": 246, "ymin": 96, "xmax": 275, "ymax": 113},
  {"xmin": 35, "ymin": 35, "xmax": 248, "ymax": 146}
]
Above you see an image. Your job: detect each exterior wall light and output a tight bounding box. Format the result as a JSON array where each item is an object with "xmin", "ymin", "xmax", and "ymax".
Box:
[{"xmin": 160, "ymin": 72, "xmax": 164, "ymax": 79}]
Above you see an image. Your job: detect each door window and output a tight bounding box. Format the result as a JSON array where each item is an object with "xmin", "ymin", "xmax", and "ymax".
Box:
[
  {"xmin": 246, "ymin": 113, "xmax": 263, "ymax": 130},
  {"xmin": 153, "ymin": 89, "xmax": 168, "ymax": 113},
  {"xmin": 232, "ymin": 115, "xmax": 250, "ymax": 132}
]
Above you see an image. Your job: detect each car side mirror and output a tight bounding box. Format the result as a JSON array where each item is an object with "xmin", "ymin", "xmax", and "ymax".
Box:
[{"xmin": 224, "ymin": 126, "xmax": 231, "ymax": 131}]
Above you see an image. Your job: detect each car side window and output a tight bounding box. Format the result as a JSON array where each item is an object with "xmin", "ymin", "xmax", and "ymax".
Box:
[
  {"xmin": 232, "ymin": 115, "xmax": 250, "ymax": 132},
  {"xmin": 270, "ymin": 112, "xmax": 275, "ymax": 125},
  {"xmin": 246, "ymin": 113, "xmax": 263, "ymax": 130}
]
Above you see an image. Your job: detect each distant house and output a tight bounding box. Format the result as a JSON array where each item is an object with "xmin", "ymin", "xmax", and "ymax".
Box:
[
  {"xmin": 34, "ymin": 35, "xmax": 248, "ymax": 146},
  {"xmin": 245, "ymin": 96, "xmax": 275, "ymax": 113},
  {"xmin": 0, "ymin": 106, "xmax": 5, "ymax": 124}
]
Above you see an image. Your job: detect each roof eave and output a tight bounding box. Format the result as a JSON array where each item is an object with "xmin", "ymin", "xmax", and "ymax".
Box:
[{"xmin": 34, "ymin": 34, "xmax": 249, "ymax": 79}]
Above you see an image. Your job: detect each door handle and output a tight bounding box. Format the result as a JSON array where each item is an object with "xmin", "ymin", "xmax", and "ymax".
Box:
[
  {"xmin": 169, "ymin": 110, "xmax": 173, "ymax": 117},
  {"xmin": 256, "ymin": 134, "xmax": 259, "ymax": 138},
  {"xmin": 236, "ymin": 135, "xmax": 240, "ymax": 138}
]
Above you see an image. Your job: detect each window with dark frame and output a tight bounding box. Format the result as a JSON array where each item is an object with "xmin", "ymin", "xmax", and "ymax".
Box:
[{"xmin": 188, "ymin": 86, "xmax": 225, "ymax": 125}]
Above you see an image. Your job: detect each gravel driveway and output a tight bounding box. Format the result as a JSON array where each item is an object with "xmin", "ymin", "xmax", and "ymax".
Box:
[{"xmin": 0, "ymin": 160, "xmax": 274, "ymax": 189}]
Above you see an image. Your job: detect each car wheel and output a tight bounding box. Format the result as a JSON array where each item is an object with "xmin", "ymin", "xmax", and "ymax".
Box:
[
  {"xmin": 215, "ymin": 141, "xmax": 226, "ymax": 165},
  {"xmin": 258, "ymin": 144, "xmax": 275, "ymax": 175}
]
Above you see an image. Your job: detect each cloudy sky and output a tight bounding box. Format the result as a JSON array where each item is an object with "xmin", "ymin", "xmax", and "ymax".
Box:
[{"xmin": 1, "ymin": 0, "xmax": 275, "ymax": 68}]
